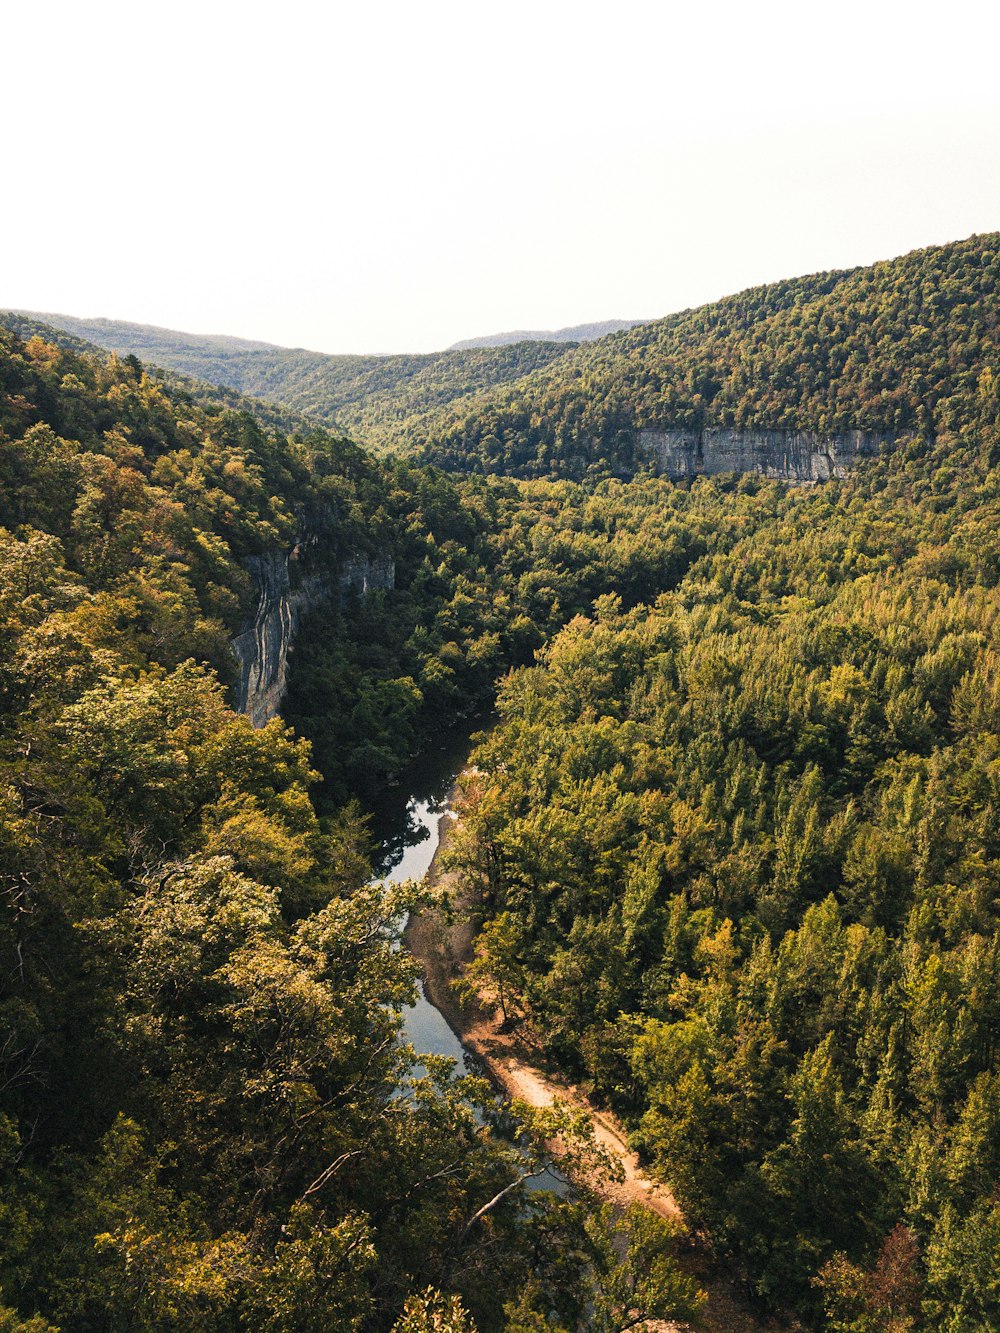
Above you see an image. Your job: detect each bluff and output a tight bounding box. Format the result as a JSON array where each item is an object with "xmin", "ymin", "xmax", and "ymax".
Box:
[
  {"xmin": 231, "ymin": 548, "xmax": 395, "ymax": 726},
  {"xmin": 638, "ymin": 426, "xmax": 891, "ymax": 481},
  {"xmin": 411, "ymin": 233, "xmax": 1000, "ymax": 479}
]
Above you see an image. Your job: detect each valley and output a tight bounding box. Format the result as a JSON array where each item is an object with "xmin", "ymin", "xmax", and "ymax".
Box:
[{"xmin": 2, "ymin": 230, "xmax": 1000, "ymax": 1330}]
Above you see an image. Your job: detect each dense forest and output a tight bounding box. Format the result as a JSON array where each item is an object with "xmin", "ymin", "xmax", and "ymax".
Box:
[
  {"xmin": 446, "ymin": 338, "xmax": 1000, "ymax": 1321},
  {"xmin": 0, "ymin": 325, "xmax": 703, "ymax": 1331},
  {"xmin": 412, "ymin": 234, "xmax": 999, "ymax": 476},
  {"xmin": 6, "ymin": 313, "xmax": 576, "ymax": 453},
  {"xmin": 4, "ymin": 230, "xmax": 1000, "ymax": 1330},
  {"xmin": 284, "ymin": 470, "xmax": 729, "ymax": 810}
]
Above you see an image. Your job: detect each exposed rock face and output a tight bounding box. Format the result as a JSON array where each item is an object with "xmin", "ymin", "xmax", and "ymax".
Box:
[
  {"xmin": 231, "ymin": 550, "xmax": 396, "ymax": 728},
  {"xmin": 338, "ymin": 553, "xmax": 396, "ymax": 604},
  {"xmin": 638, "ymin": 427, "xmax": 889, "ymax": 481},
  {"xmin": 230, "ymin": 552, "xmax": 300, "ymax": 728}
]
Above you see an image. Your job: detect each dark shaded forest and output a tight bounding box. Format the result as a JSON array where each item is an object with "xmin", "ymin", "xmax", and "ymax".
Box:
[
  {"xmin": 3, "ymin": 231, "xmax": 1000, "ymax": 1330},
  {"xmin": 0, "ymin": 327, "xmax": 701, "ymax": 1331}
]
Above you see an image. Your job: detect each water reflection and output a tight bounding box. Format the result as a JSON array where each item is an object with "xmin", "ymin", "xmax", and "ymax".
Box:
[
  {"xmin": 379, "ymin": 799, "xmax": 445, "ymax": 889},
  {"xmin": 367, "ymin": 714, "xmax": 489, "ymax": 878},
  {"xmin": 374, "ymin": 716, "xmax": 568, "ymax": 1196},
  {"xmin": 383, "ymin": 797, "xmax": 471, "ymax": 1078}
]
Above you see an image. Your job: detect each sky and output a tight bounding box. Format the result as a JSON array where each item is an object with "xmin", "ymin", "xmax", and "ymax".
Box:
[{"xmin": 5, "ymin": 0, "xmax": 1000, "ymax": 354}]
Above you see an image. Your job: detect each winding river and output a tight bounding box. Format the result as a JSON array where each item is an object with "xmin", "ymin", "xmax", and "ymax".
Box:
[
  {"xmin": 371, "ymin": 723, "xmax": 568, "ymax": 1197},
  {"xmin": 369, "ymin": 720, "xmax": 480, "ymax": 1075},
  {"xmin": 385, "ymin": 797, "xmax": 472, "ymax": 1075}
]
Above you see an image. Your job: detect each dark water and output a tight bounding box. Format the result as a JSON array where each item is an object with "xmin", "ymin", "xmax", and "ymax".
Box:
[
  {"xmin": 368, "ymin": 715, "xmax": 489, "ymax": 879},
  {"xmin": 374, "ymin": 717, "xmax": 566, "ymax": 1193},
  {"xmin": 372, "ymin": 716, "xmax": 487, "ymax": 1074},
  {"xmin": 384, "ymin": 797, "xmax": 471, "ymax": 1076}
]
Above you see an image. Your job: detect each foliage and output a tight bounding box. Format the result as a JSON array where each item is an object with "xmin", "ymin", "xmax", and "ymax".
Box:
[
  {"xmin": 455, "ymin": 407, "xmax": 1000, "ymax": 1320},
  {"xmin": 20, "ymin": 235, "xmax": 999, "ymax": 483},
  {"xmin": 413, "ymin": 233, "xmax": 1000, "ymax": 475},
  {"xmin": 0, "ymin": 326, "xmax": 698, "ymax": 1330},
  {"xmin": 6, "ymin": 230, "xmax": 1000, "ymax": 1329},
  {"xmin": 285, "ymin": 467, "xmax": 730, "ymax": 807},
  {"xmin": 392, "ymin": 1289, "xmax": 478, "ymax": 1332},
  {"xmin": 4, "ymin": 311, "xmax": 574, "ymax": 452}
]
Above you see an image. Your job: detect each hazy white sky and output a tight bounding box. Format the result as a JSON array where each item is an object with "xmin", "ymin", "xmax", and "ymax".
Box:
[{"xmin": 5, "ymin": 0, "xmax": 999, "ymax": 353}]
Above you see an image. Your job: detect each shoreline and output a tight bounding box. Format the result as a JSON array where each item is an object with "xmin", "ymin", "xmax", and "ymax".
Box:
[
  {"xmin": 403, "ymin": 809, "xmax": 683, "ymax": 1222},
  {"xmin": 403, "ymin": 799, "xmax": 793, "ymax": 1333}
]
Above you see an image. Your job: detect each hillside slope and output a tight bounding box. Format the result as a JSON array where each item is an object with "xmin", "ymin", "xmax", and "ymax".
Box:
[
  {"xmin": 450, "ymin": 335, "xmax": 1000, "ymax": 1322},
  {"xmin": 11, "ymin": 311, "xmax": 577, "ymax": 450},
  {"xmin": 7, "ymin": 230, "xmax": 1000, "ymax": 1327},
  {"xmin": 0, "ymin": 323, "xmax": 709, "ymax": 1331},
  {"xmin": 19, "ymin": 235, "xmax": 998, "ymax": 479},
  {"xmin": 407, "ymin": 233, "xmax": 1000, "ymax": 476},
  {"xmin": 0, "ymin": 310, "xmax": 320, "ymax": 437},
  {"xmin": 448, "ymin": 318, "xmax": 647, "ymax": 349}
]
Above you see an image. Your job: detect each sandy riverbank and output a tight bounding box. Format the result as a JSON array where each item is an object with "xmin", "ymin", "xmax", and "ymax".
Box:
[{"xmin": 403, "ymin": 804, "xmax": 795, "ymax": 1333}]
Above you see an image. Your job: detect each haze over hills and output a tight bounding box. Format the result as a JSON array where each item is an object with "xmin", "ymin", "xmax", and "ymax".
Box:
[
  {"xmin": 447, "ymin": 318, "xmax": 648, "ymax": 350},
  {"xmin": 13, "ymin": 312, "xmax": 280, "ymax": 356},
  {"xmin": 16, "ymin": 234, "xmax": 998, "ymax": 482},
  {"xmin": 0, "ymin": 310, "xmax": 318, "ymax": 437},
  {"xmin": 8, "ymin": 309, "xmax": 578, "ymax": 451}
]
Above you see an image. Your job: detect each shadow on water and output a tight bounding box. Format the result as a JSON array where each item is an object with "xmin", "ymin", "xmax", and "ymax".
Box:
[
  {"xmin": 372, "ymin": 712, "xmax": 490, "ymax": 1078},
  {"xmin": 368, "ymin": 711, "xmax": 491, "ymax": 881},
  {"xmin": 373, "ymin": 711, "xmax": 567, "ymax": 1197}
]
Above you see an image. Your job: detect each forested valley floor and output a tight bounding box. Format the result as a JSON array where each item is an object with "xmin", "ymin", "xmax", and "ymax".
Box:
[{"xmin": 3, "ymin": 232, "xmax": 1000, "ymax": 1331}]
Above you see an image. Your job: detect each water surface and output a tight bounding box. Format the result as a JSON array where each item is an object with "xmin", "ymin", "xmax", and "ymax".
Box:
[
  {"xmin": 374, "ymin": 726, "xmax": 566, "ymax": 1193},
  {"xmin": 371, "ymin": 717, "xmax": 486, "ymax": 1074},
  {"xmin": 384, "ymin": 797, "xmax": 470, "ymax": 1075}
]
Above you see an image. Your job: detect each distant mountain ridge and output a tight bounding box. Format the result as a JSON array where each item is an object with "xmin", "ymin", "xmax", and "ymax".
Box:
[
  {"xmin": 410, "ymin": 232, "xmax": 1000, "ymax": 477},
  {"xmin": 447, "ymin": 318, "xmax": 648, "ymax": 350},
  {"xmin": 14, "ymin": 233, "xmax": 998, "ymax": 482},
  {"xmin": 0, "ymin": 310, "xmax": 319, "ymax": 436},
  {"xmin": 8, "ymin": 310, "xmax": 578, "ymax": 451},
  {"xmin": 15, "ymin": 312, "xmax": 281, "ymax": 356}
]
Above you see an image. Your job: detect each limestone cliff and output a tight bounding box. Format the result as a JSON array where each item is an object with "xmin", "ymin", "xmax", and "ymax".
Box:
[
  {"xmin": 338, "ymin": 553, "xmax": 397, "ymax": 603},
  {"xmin": 231, "ymin": 549, "xmax": 395, "ymax": 728},
  {"xmin": 638, "ymin": 426, "xmax": 890, "ymax": 481}
]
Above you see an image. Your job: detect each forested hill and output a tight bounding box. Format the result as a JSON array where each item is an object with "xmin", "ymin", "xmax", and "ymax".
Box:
[
  {"xmin": 8, "ymin": 310, "xmax": 577, "ymax": 451},
  {"xmin": 408, "ymin": 233, "xmax": 1000, "ymax": 475},
  {"xmin": 449, "ymin": 307, "xmax": 1000, "ymax": 1325},
  {"xmin": 448, "ymin": 318, "xmax": 646, "ymax": 349},
  {"xmin": 0, "ymin": 310, "xmax": 317, "ymax": 437},
  {"xmin": 0, "ymin": 324, "xmax": 710, "ymax": 1330}
]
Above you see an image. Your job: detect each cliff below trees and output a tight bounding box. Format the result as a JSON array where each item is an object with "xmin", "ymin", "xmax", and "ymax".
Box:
[
  {"xmin": 413, "ymin": 236, "xmax": 1000, "ymax": 479},
  {"xmin": 638, "ymin": 426, "xmax": 891, "ymax": 481},
  {"xmin": 231, "ymin": 549, "xmax": 395, "ymax": 726}
]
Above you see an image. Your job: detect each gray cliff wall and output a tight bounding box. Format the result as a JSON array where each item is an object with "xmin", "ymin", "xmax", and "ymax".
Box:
[
  {"xmin": 231, "ymin": 550, "xmax": 395, "ymax": 728},
  {"xmin": 638, "ymin": 427, "xmax": 890, "ymax": 481},
  {"xmin": 338, "ymin": 553, "xmax": 396, "ymax": 604}
]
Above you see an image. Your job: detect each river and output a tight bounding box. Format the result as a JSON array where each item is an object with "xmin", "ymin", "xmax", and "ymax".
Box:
[
  {"xmin": 370, "ymin": 718, "xmax": 482, "ymax": 1075},
  {"xmin": 383, "ymin": 795, "xmax": 472, "ymax": 1075},
  {"xmin": 373, "ymin": 730, "xmax": 737, "ymax": 1322},
  {"xmin": 373, "ymin": 720, "xmax": 566, "ymax": 1194}
]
